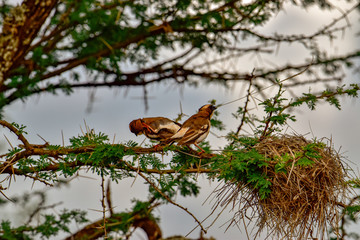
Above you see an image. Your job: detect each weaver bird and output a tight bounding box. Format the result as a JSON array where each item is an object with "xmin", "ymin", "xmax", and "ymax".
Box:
[
  {"xmin": 168, "ymin": 104, "xmax": 217, "ymax": 153},
  {"xmin": 129, "ymin": 117, "xmax": 181, "ymax": 144}
]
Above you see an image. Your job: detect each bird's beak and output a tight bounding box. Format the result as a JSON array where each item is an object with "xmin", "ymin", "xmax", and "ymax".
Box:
[{"xmin": 211, "ymin": 105, "xmax": 217, "ymax": 111}]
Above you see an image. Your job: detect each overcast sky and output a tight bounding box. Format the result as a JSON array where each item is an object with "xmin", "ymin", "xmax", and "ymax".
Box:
[{"xmin": 1, "ymin": 1, "xmax": 360, "ymax": 239}]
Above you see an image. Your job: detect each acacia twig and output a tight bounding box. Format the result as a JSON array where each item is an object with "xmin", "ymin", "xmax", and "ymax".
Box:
[
  {"xmin": 106, "ymin": 179, "xmax": 114, "ymax": 216},
  {"xmin": 130, "ymin": 161, "xmax": 208, "ymax": 234},
  {"xmin": 100, "ymin": 173, "xmax": 107, "ymax": 238},
  {"xmin": 234, "ymin": 69, "xmax": 255, "ymax": 137},
  {"xmin": 0, "ymin": 120, "xmax": 31, "ymax": 149}
]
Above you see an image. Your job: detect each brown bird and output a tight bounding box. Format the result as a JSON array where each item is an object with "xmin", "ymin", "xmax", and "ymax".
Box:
[
  {"xmin": 129, "ymin": 117, "xmax": 181, "ymax": 144},
  {"xmin": 168, "ymin": 104, "xmax": 217, "ymax": 153}
]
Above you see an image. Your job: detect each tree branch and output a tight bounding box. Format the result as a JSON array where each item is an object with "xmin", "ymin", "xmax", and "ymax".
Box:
[
  {"xmin": 132, "ymin": 162, "xmax": 208, "ymax": 235},
  {"xmin": 64, "ymin": 208, "xmax": 162, "ymax": 240},
  {"xmin": 0, "ymin": 120, "xmax": 31, "ymax": 149},
  {"xmin": 0, "ymin": 141, "xmax": 216, "ymax": 176},
  {"xmin": 0, "ymin": 0, "xmax": 58, "ymax": 84}
]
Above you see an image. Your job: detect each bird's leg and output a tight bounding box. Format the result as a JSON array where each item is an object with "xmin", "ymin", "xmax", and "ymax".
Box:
[
  {"xmin": 152, "ymin": 144, "xmax": 163, "ymax": 151},
  {"xmin": 184, "ymin": 145, "xmax": 197, "ymax": 154},
  {"xmin": 194, "ymin": 143, "xmax": 206, "ymax": 155}
]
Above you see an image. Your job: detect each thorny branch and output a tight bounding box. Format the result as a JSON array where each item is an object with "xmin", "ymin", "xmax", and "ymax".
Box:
[
  {"xmin": 64, "ymin": 201, "xmax": 163, "ymax": 240},
  {"xmin": 106, "ymin": 179, "xmax": 114, "ymax": 216},
  {"xmin": 338, "ymin": 194, "xmax": 360, "ymax": 239},
  {"xmin": 234, "ymin": 71, "xmax": 255, "ymax": 137},
  {"xmin": 0, "ymin": 118, "xmax": 214, "ymax": 237},
  {"xmin": 100, "ymin": 174, "xmax": 107, "ymax": 238},
  {"xmin": 0, "ymin": 1, "xmax": 358, "ymax": 110},
  {"xmin": 0, "ymin": 120, "xmax": 31, "ymax": 149},
  {"xmin": 0, "ymin": 120, "xmax": 216, "ymax": 196},
  {"xmin": 5, "ymin": 48, "xmax": 356, "ymax": 109},
  {"xmin": 0, "ymin": 144, "xmax": 215, "ymax": 177},
  {"xmin": 132, "ymin": 162, "xmax": 208, "ymax": 235}
]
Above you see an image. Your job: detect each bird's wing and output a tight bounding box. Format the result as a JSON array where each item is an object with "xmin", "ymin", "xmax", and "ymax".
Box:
[
  {"xmin": 157, "ymin": 119, "xmax": 181, "ymax": 133},
  {"xmin": 144, "ymin": 117, "xmax": 180, "ymax": 133},
  {"xmin": 178, "ymin": 123, "xmax": 209, "ymax": 145},
  {"xmin": 170, "ymin": 126, "xmax": 190, "ymax": 139}
]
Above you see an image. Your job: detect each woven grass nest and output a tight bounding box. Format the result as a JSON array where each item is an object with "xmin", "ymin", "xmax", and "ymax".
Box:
[{"xmin": 217, "ymin": 134, "xmax": 350, "ymax": 239}]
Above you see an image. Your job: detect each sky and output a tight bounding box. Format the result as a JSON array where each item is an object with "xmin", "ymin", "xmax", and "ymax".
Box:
[{"xmin": 1, "ymin": 1, "xmax": 360, "ymax": 239}]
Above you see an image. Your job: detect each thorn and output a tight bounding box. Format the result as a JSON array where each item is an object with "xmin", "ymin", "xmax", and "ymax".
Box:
[
  {"xmin": 61, "ymin": 130, "xmax": 64, "ymax": 147},
  {"xmin": 37, "ymin": 134, "xmax": 48, "ymax": 144},
  {"xmin": 4, "ymin": 134, "xmax": 14, "ymax": 150}
]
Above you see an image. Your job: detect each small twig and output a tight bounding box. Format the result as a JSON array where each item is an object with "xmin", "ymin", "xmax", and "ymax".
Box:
[
  {"xmin": 232, "ymin": 70, "xmax": 255, "ymax": 141},
  {"xmin": 130, "ymin": 157, "xmax": 141, "ymax": 187},
  {"xmin": 241, "ymin": 212, "xmax": 251, "ymax": 240},
  {"xmin": 142, "ymin": 85, "xmax": 149, "ymax": 112},
  {"xmin": 106, "ymin": 179, "xmax": 114, "ymax": 216},
  {"xmin": 0, "ymin": 155, "xmax": 17, "ymax": 175},
  {"xmin": 338, "ymin": 195, "xmax": 360, "ymax": 239},
  {"xmin": 218, "ymin": 62, "xmax": 312, "ymax": 108},
  {"xmin": 100, "ymin": 173, "xmax": 107, "ymax": 238},
  {"xmin": 260, "ymin": 96, "xmax": 277, "ymax": 140},
  {"xmin": 286, "ymin": 146, "xmax": 296, "ymax": 185},
  {"xmin": 0, "ymin": 120, "xmax": 31, "ymax": 149},
  {"xmin": 26, "ymin": 192, "xmax": 62, "ymax": 225},
  {"xmin": 25, "ymin": 174, "xmax": 54, "ymax": 187},
  {"xmin": 130, "ymin": 162, "xmax": 207, "ymax": 234},
  {"xmin": 0, "ymin": 189, "xmax": 13, "ymax": 202}
]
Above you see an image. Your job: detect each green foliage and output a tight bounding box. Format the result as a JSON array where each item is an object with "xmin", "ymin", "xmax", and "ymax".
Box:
[
  {"xmin": 101, "ymin": 200, "xmax": 159, "ymax": 237},
  {"xmin": 69, "ymin": 131, "xmax": 109, "ymax": 147},
  {"xmin": 132, "ymin": 151, "xmax": 166, "ymax": 172},
  {"xmin": 273, "ymin": 141, "xmax": 325, "ymax": 171},
  {"xmin": 0, "ymin": 209, "xmax": 88, "ymax": 240},
  {"xmin": 344, "ymin": 204, "xmax": 360, "ymax": 222},
  {"xmin": 290, "ymin": 84, "xmax": 360, "ymax": 110},
  {"xmin": 148, "ymin": 174, "xmax": 200, "ymax": 201},
  {"xmin": 0, "ymin": 0, "xmax": 356, "ymax": 116},
  {"xmin": 10, "ymin": 122, "xmax": 28, "ymax": 135},
  {"xmin": 274, "ymin": 153, "xmax": 292, "ymax": 173},
  {"xmin": 213, "ymin": 143, "xmax": 272, "ymax": 200},
  {"xmin": 228, "ymin": 135, "xmax": 259, "ymax": 149},
  {"xmin": 0, "ymin": 221, "xmax": 30, "ymax": 240},
  {"xmin": 211, "ymin": 116, "xmax": 225, "ymax": 131},
  {"xmin": 257, "ymin": 83, "xmax": 296, "ymax": 137},
  {"xmin": 254, "ymin": 84, "xmax": 360, "ymax": 137},
  {"xmin": 6, "ymin": 147, "xmax": 22, "ymax": 157},
  {"xmin": 297, "ymin": 141, "xmax": 324, "ymax": 166},
  {"xmin": 170, "ymin": 144, "xmax": 211, "ymax": 169},
  {"xmin": 329, "ymin": 178, "xmax": 360, "ymax": 240},
  {"xmin": 272, "ymin": 141, "xmax": 324, "ymax": 173}
]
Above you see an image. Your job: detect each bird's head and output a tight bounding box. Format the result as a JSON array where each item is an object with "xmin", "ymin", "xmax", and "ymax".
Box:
[
  {"xmin": 198, "ymin": 104, "xmax": 217, "ymax": 112},
  {"xmin": 198, "ymin": 104, "xmax": 217, "ymax": 118},
  {"xmin": 129, "ymin": 119, "xmax": 144, "ymax": 136}
]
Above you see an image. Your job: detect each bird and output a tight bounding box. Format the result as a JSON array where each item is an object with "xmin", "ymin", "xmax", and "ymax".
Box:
[
  {"xmin": 167, "ymin": 104, "xmax": 217, "ymax": 153},
  {"xmin": 129, "ymin": 117, "xmax": 182, "ymax": 144}
]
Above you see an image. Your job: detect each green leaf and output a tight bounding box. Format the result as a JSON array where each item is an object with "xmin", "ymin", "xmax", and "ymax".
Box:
[{"xmin": 296, "ymin": 157, "xmax": 314, "ymax": 167}]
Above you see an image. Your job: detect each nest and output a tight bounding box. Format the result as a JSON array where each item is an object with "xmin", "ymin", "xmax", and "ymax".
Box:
[{"xmin": 216, "ymin": 135, "xmax": 349, "ymax": 239}]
